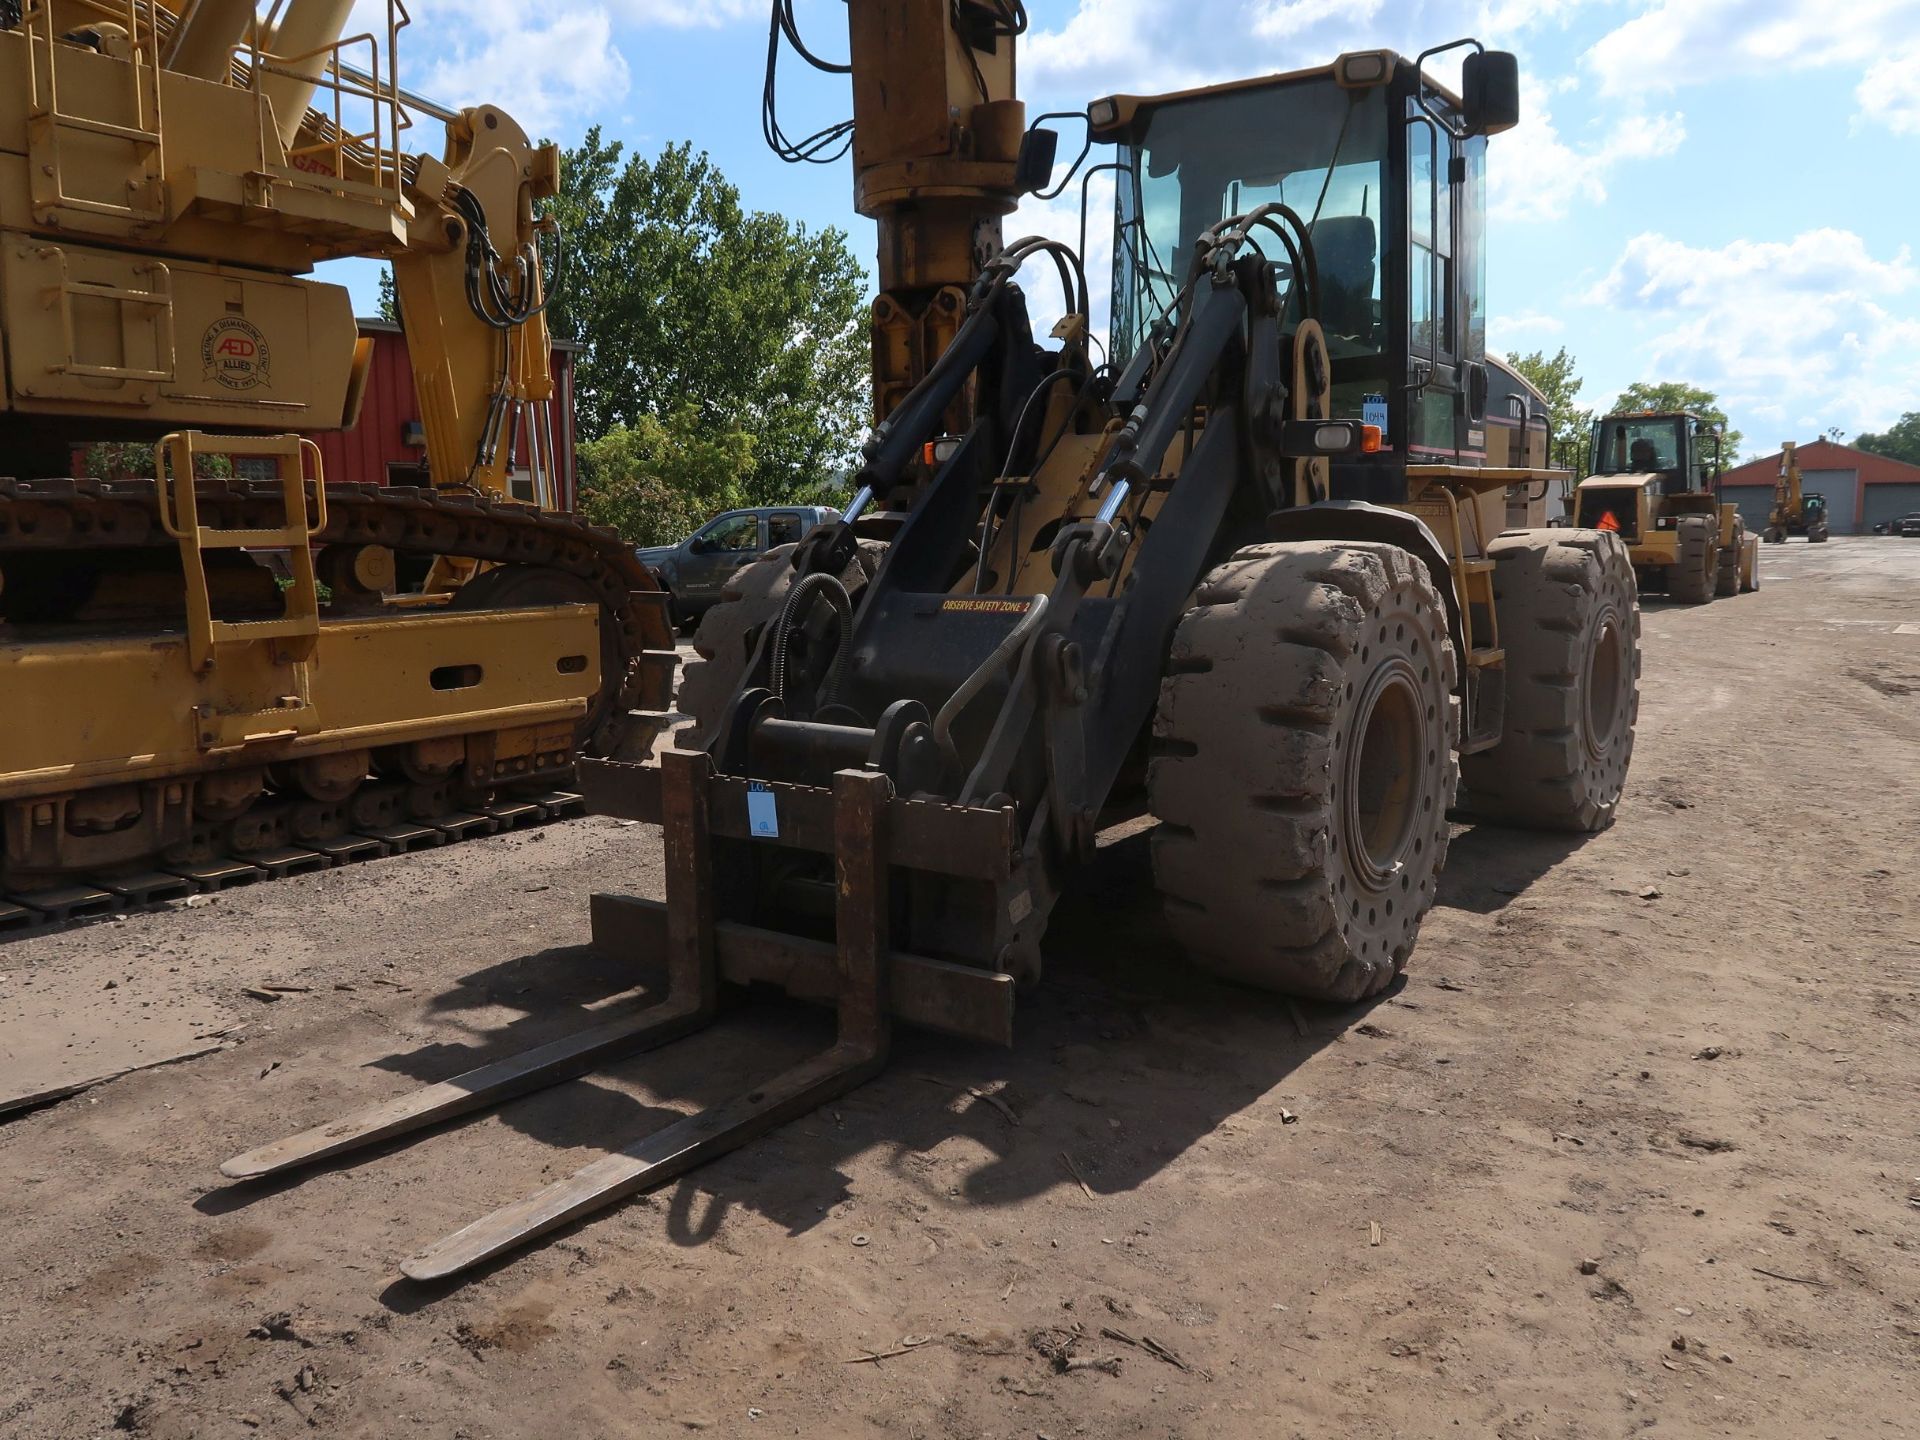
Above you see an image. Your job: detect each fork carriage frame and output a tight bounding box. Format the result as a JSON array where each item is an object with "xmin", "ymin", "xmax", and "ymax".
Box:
[{"xmin": 220, "ymin": 749, "xmax": 1017, "ymax": 1280}]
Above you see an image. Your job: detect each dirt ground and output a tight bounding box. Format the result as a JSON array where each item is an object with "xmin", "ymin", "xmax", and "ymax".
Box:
[{"xmin": 2, "ymin": 536, "xmax": 1916, "ymax": 1440}]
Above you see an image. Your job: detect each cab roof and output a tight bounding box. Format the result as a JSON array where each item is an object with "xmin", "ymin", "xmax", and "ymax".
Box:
[{"xmin": 1088, "ymin": 50, "xmax": 1457, "ymax": 143}]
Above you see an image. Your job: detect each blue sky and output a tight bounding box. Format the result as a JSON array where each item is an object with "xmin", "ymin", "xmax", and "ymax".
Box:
[{"xmin": 331, "ymin": 0, "xmax": 1920, "ymax": 458}]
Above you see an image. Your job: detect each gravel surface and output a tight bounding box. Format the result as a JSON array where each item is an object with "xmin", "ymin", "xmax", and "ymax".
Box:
[{"xmin": 1, "ymin": 536, "xmax": 1915, "ymax": 1439}]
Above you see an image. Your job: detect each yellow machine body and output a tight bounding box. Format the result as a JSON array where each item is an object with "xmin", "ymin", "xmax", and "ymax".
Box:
[
  {"xmin": 1574, "ymin": 409, "xmax": 1758, "ymax": 599},
  {"xmin": 0, "ymin": 1, "xmax": 672, "ymax": 896}
]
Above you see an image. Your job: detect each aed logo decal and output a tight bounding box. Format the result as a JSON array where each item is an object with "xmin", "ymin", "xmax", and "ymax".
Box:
[{"xmin": 201, "ymin": 317, "xmax": 272, "ymax": 391}]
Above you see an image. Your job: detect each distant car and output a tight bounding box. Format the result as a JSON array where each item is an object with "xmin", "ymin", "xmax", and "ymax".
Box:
[
  {"xmin": 1900, "ymin": 513, "xmax": 1920, "ymax": 538},
  {"xmin": 635, "ymin": 505, "xmax": 840, "ymax": 631}
]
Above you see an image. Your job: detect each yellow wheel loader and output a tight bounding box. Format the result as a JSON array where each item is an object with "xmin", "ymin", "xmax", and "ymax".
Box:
[
  {"xmin": 0, "ymin": 1, "xmax": 675, "ymax": 923},
  {"xmin": 224, "ymin": 3, "xmax": 1642, "ymax": 1282},
  {"xmin": 1573, "ymin": 410, "xmax": 1758, "ymax": 601}
]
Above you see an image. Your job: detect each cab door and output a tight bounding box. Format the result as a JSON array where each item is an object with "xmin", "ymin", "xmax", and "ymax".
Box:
[
  {"xmin": 1406, "ymin": 111, "xmax": 1459, "ymax": 458},
  {"xmin": 1404, "ymin": 113, "xmax": 1488, "ymax": 461}
]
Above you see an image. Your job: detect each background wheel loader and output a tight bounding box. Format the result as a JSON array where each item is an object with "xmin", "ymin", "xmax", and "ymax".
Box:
[
  {"xmin": 1764, "ymin": 439, "xmax": 1830, "ymax": 543},
  {"xmin": 224, "ymin": 3, "xmax": 1642, "ymax": 1282},
  {"xmin": 0, "ymin": 0, "xmax": 675, "ymax": 925},
  {"xmin": 1573, "ymin": 409, "xmax": 1758, "ymax": 601}
]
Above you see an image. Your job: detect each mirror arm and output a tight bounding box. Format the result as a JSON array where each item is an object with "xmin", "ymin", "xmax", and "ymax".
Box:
[{"xmin": 1412, "ymin": 37, "xmax": 1484, "ymax": 140}]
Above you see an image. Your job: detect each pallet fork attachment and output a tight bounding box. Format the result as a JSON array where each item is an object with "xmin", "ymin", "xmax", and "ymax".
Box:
[{"xmin": 219, "ymin": 749, "xmax": 1015, "ymax": 1281}]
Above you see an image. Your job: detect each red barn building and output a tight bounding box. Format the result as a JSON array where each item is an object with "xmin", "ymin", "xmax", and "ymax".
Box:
[
  {"xmin": 1718, "ymin": 439, "xmax": 1920, "ymax": 535},
  {"xmin": 315, "ymin": 318, "xmax": 583, "ymax": 508}
]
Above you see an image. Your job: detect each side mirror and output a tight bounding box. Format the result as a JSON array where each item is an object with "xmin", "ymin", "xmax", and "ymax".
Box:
[
  {"xmin": 1462, "ymin": 51, "xmax": 1520, "ymax": 136},
  {"xmin": 1015, "ymin": 126, "xmax": 1060, "ymax": 195},
  {"xmin": 688, "ymin": 536, "xmax": 713, "ymax": 555}
]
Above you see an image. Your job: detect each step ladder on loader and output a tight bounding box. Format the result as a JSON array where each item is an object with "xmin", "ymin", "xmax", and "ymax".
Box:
[{"xmin": 220, "ymin": 748, "xmax": 1018, "ymax": 1280}]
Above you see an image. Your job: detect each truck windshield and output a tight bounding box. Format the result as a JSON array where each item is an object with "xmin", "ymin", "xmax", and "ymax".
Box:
[
  {"xmin": 1113, "ymin": 78, "xmax": 1388, "ymax": 379},
  {"xmin": 1591, "ymin": 417, "xmax": 1684, "ymax": 475}
]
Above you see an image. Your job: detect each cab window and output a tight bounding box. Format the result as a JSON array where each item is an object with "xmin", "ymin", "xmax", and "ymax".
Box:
[
  {"xmin": 767, "ymin": 511, "xmax": 805, "ymax": 546},
  {"xmin": 1592, "ymin": 419, "xmax": 1683, "ymax": 475},
  {"xmin": 701, "ymin": 513, "xmax": 761, "ymax": 552}
]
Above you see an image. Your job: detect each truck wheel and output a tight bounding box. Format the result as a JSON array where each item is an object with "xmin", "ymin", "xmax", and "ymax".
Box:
[
  {"xmin": 1459, "ymin": 530, "xmax": 1639, "ymax": 832},
  {"xmin": 676, "ymin": 540, "xmax": 885, "ymax": 750},
  {"xmin": 1714, "ymin": 519, "xmax": 1743, "ymax": 596},
  {"xmin": 1808, "ymin": 523, "xmax": 1829, "ymax": 543},
  {"xmin": 1668, "ymin": 515, "xmax": 1716, "ymax": 603},
  {"xmin": 1149, "ymin": 542, "xmax": 1458, "ymax": 1003}
]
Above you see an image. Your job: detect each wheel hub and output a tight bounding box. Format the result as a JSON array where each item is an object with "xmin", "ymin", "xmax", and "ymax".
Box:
[{"xmin": 1342, "ymin": 657, "xmax": 1424, "ymax": 892}]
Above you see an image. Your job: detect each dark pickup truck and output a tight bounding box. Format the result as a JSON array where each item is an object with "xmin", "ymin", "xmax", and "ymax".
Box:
[{"xmin": 636, "ymin": 505, "xmax": 840, "ymax": 630}]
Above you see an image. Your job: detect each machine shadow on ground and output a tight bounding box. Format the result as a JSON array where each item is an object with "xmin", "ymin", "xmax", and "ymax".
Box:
[
  {"xmin": 203, "ymin": 825, "xmax": 1398, "ymax": 1299},
  {"xmin": 1433, "ymin": 819, "xmax": 1593, "ymax": 915}
]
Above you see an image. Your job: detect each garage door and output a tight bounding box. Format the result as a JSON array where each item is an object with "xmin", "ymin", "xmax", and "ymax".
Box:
[
  {"xmin": 1863, "ymin": 483, "xmax": 1920, "ymax": 531},
  {"xmin": 1721, "ymin": 485, "xmax": 1774, "ymax": 531},
  {"xmin": 1799, "ymin": 469, "xmax": 1857, "ymax": 532}
]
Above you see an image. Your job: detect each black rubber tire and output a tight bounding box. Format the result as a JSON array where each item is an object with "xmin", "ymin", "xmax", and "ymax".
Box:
[
  {"xmin": 1715, "ymin": 518, "xmax": 1743, "ymax": 596},
  {"xmin": 1459, "ymin": 529, "xmax": 1640, "ymax": 832},
  {"xmin": 1149, "ymin": 541, "xmax": 1459, "ymax": 1003},
  {"xmin": 676, "ymin": 540, "xmax": 885, "ymax": 750},
  {"xmin": 1763, "ymin": 525, "xmax": 1785, "ymax": 544},
  {"xmin": 1669, "ymin": 515, "xmax": 1715, "ymax": 603},
  {"xmin": 1809, "ymin": 524, "xmax": 1829, "ymax": 543}
]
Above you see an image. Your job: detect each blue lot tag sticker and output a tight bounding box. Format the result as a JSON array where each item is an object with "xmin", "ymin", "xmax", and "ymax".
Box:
[
  {"xmin": 747, "ymin": 781, "xmax": 780, "ymax": 839},
  {"xmin": 1362, "ymin": 392, "xmax": 1388, "ymax": 432}
]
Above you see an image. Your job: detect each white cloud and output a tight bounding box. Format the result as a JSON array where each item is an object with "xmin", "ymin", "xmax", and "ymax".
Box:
[
  {"xmin": 615, "ymin": 0, "xmax": 762, "ymax": 27},
  {"xmin": 1586, "ymin": 229, "xmax": 1920, "ymax": 433},
  {"xmin": 1588, "ymin": 0, "xmax": 1920, "ymax": 136},
  {"xmin": 1025, "ymin": 0, "xmax": 1582, "ymax": 96},
  {"xmin": 1491, "ymin": 78, "xmax": 1685, "ymax": 222},
  {"xmin": 1857, "ymin": 44, "xmax": 1920, "ymax": 135},
  {"xmin": 371, "ymin": 0, "xmax": 761, "ymax": 137},
  {"xmin": 1491, "ymin": 310, "xmax": 1568, "ymax": 344},
  {"xmin": 405, "ymin": 5, "xmax": 631, "ymax": 136},
  {"xmin": 1253, "ymin": 0, "xmax": 1385, "ymax": 44}
]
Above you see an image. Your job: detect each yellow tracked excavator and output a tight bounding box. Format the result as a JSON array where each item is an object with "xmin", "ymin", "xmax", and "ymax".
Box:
[
  {"xmin": 222, "ymin": 1, "xmax": 1641, "ymax": 1282},
  {"xmin": 0, "ymin": 0, "xmax": 676, "ymax": 924}
]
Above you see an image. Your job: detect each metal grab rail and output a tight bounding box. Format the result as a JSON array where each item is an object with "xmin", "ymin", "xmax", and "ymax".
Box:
[
  {"xmin": 153, "ymin": 430, "xmax": 326, "ymax": 677},
  {"xmin": 21, "ymin": 0, "xmax": 168, "ymax": 225}
]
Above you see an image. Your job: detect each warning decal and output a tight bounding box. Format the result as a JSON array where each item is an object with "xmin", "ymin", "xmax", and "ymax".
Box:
[{"xmin": 939, "ymin": 597, "xmax": 1034, "ymax": 615}]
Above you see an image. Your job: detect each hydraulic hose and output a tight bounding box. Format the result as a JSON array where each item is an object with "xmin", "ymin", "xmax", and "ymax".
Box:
[{"xmin": 770, "ymin": 571, "xmax": 855, "ymax": 708}]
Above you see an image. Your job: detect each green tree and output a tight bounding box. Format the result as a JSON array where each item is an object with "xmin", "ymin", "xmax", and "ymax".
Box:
[
  {"xmin": 1507, "ymin": 347, "xmax": 1594, "ymax": 472},
  {"xmin": 549, "ymin": 130, "xmax": 868, "ymax": 511},
  {"xmin": 1854, "ymin": 410, "xmax": 1920, "ymax": 467},
  {"xmin": 83, "ymin": 441, "xmax": 232, "ymax": 480},
  {"xmin": 1608, "ymin": 381, "xmax": 1742, "ymax": 468},
  {"xmin": 575, "ymin": 407, "xmax": 756, "ymax": 547},
  {"xmin": 376, "ymin": 265, "xmax": 398, "ymax": 324}
]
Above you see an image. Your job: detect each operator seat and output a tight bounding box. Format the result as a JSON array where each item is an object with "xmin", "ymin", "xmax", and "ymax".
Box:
[
  {"xmin": 1311, "ymin": 215, "xmax": 1377, "ymax": 342},
  {"xmin": 1629, "ymin": 438, "xmax": 1660, "ymax": 472}
]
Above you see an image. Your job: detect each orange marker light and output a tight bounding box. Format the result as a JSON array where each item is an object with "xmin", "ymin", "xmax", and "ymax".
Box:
[
  {"xmin": 1360, "ymin": 424, "xmax": 1383, "ymax": 453},
  {"xmin": 922, "ymin": 441, "xmax": 937, "ymax": 467}
]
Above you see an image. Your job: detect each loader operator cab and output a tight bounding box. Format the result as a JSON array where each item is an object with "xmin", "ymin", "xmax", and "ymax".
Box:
[
  {"xmin": 1589, "ymin": 412, "xmax": 1720, "ymax": 496},
  {"xmin": 1102, "ymin": 46, "xmax": 1517, "ymax": 496}
]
